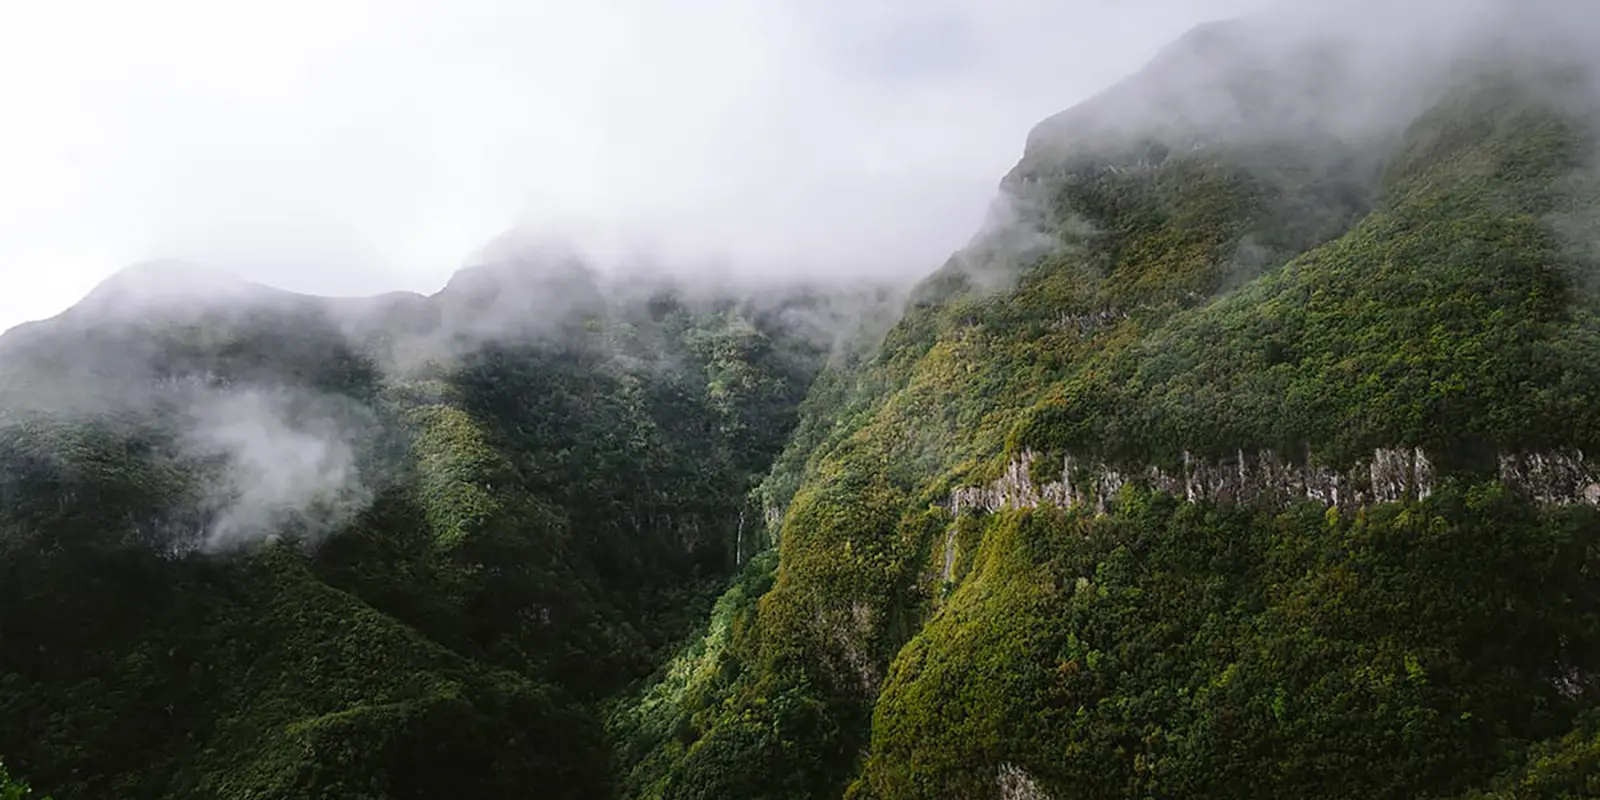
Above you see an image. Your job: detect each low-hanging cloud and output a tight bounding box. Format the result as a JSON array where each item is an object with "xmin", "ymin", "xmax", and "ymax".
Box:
[
  {"xmin": 848, "ymin": 0, "xmax": 1600, "ymax": 310},
  {"xmin": 3, "ymin": 0, "xmax": 1598, "ymax": 336},
  {"xmin": 1, "ymin": 0, "xmax": 1597, "ymax": 557},
  {"xmin": 0, "ymin": 0, "xmax": 1271, "ymax": 334},
  {"xmin": 179, "ymin": 385, "xmax": 376, "ymax": 553},
  {"xmin": 0, "ymin": 357, "xmax": 382, "ymax": 556}
]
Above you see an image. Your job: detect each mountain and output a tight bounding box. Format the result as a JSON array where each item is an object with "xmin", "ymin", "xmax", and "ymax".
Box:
[
  {"xmin": 5, "ymin": 5, "xmax": 1600, "ymax": 800},
  {"xmin": 606, "ymin": 11, "xmax": 1600, "ymax": 800},
  {"xmin": 0, "ymin": 247, "xmax": 894, "ymax": 798}
]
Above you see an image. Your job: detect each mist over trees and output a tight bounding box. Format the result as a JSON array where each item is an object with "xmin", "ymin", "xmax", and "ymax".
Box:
[{"xmin": 4, "ymin": 1, "xmax": 1600, "ymax": 798}]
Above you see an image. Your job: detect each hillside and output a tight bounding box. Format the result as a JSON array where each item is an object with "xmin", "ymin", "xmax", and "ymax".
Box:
[
  {"xmin": 5, "ymin": 7, "xmax": 1600, "ymax": 800},
  {"xmin": 606, "ymin": 14, "xmax": 1600, "ymax": 800},
  {"xmin": 0, "ymin": 251, "xmax": 895, "ymax": 798}
]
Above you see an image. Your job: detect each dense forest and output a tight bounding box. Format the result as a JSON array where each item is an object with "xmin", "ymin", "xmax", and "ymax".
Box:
[
  {"xmin": 4, "ymin": 5, "xmax": 1600, "ymax": 800},
  {"xmin": 0, "ymin": 251, "xmax": 896, "ymax": 798}
]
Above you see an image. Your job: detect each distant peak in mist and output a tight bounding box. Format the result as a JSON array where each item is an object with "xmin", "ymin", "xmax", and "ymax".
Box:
[
  {"xmin": 1017, "ymin": 0, "xmax": 1600, "ymax": 171},
  {"xmin": 442, "ymin": 230, "xmax": 603, "ymax": 307},
  {"xmin": 100, "ymin": 259, "xmax": 254, "ymax": 292},
  {"xmin": 76, "ymin": 260, "xmax": 296, "ymax": 319}
]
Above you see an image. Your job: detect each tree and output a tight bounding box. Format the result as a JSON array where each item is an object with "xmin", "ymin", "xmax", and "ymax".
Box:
[{"xmin": 0, "ymin": 758, "xmax": 50, "ymax": 800}]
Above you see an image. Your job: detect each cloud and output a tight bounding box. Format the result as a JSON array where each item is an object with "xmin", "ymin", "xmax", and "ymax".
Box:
[
  {"xmin": 179, "ymin": 385, "xmax": 376, "ymax": 552},
  {"xmin": 0, "ymin": 0, "xmax": 1267, "ymax": 333}
]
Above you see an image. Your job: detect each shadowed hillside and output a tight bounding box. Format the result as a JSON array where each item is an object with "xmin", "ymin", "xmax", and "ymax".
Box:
[{"xmin": 0, "ymin": 250, "xmax": 896, "ymax": 799}]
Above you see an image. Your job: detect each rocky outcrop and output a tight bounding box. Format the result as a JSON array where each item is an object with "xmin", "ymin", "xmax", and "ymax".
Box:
[
  {"xmin": 1052, "ymin": 310, "xmax": 1129, "ymax": 335},
  {"xmin": 997, "ymin": 763, "xmax": 1052, "ymax": 800},
  {"xmin": 1498, "ymin": 452, "xmax": 1600, "ymax": 505},
  {"xmin": 1553, "ymin": 662, "xmax": 1593, "ymax": 700},
  {"xmin": 817, "ymin": 599, "xmax": 880, "ymax": 696},
  {"xmin": 947, "ymin": 447, "xmax": 1600, "ymax": 516}
]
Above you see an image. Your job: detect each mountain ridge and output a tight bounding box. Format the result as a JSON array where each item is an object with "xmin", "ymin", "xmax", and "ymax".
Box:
[
  {"xmin": 5, "ymin": 6, "xmax": 1600, "ymax": 799},
  {"xmin": 605, "ymin": 10, "xmax": 1600, "ymax": 800}
]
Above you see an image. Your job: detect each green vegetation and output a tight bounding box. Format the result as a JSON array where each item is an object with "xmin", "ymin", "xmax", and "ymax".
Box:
[
  {"xmin": 5, "ymin": 18, "xmax": 1600, "ymax": 800},
  {"xmin": 0, "ymin": 265, "xmax": 868, "ymax": 797},
  {"xmin": 856, "ymin": 487, "xmax": 1600, "ymax": 799},
  {"xmin": 609, "ymin": 48, "xmax": 1600, "ymax": 800},
  {"xmin": 1012, "ymin": 73, "xmax": 1600, "ymax": 470},
  {"xmin": 0, "ymin": 759, "xmax": 49, "ymax": 800}
]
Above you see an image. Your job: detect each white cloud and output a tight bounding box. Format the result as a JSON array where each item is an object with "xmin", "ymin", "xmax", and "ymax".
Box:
[{"xmin": 0, "ymin": 0, "xmax": 1266, "ymax": 332}]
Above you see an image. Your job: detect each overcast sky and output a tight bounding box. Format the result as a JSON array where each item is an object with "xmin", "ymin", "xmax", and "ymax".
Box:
[{"xmin": 0, "ymin": 0, "xmax": 1271, "ymax": 332}]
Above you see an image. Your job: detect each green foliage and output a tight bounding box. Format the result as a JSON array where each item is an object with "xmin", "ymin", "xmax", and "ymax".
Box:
[
  {"xmin": 0, "ymin": 266, "xmax": 836, "ymax": 797},
  {"xmin": 615, "ymin": 53, "xmax": 1600, "ymax": 800},
  {"xmin": 8, "ymin": 21, "xmax": 1600, "ymax": 800},
  {"xmin": 0, "ymin": 758, "xmax": 50, "ymax": 800},
  {"xmin": 1013, "ymin": 77, "xmax": 1600, "ymax": 468},
  {"xmin": 855, "ymin": 489, "xmax": 1600, "ymax": 799},
  {"xmin": 1455, "ymin": 713, "xmax": 1600, "ymax": 799},
  {"xmin": 607, "ymin": 551, "xmax": 780, "ymax": 799}
]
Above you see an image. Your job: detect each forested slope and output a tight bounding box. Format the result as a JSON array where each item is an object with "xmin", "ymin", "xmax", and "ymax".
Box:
[
  {"xmin": 0, "ymin": 251, "xmax": 890, "ymax": 798},
  {"xmin": 609, "ymin": 15, "xmax": 1600, "ymax": 800},
  {"xmin": 6, "ymin": 6, "xmax": 1600, "ymax": 800}
]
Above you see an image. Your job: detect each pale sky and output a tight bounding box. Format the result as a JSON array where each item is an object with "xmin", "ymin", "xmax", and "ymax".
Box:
[{"xmin": 0, "ymin": 0, "xmax": 1269, "ymax": 332}]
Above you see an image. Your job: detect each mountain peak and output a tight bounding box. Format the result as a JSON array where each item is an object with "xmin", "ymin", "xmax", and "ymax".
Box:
[
  {"xmin": 71, "ymin": 261, "xmax": 298, "ymax": 321},
  {"xmin": 91, "ymin": 259, "xmax": 261, "ymax": 297},
  {"xmin": 431, "ymin": 233, "xmax": 607, "ymax": 341}
]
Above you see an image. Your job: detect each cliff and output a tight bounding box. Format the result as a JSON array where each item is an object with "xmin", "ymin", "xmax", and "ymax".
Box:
[{"xmin": 946, "ymin": 447, "xmax": 1600, "ymax": 517}]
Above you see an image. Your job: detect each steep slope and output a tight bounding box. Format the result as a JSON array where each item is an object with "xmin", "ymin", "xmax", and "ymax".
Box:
[
  {"xmin": 0, "ymin": 252, "xmax": 886, "ymax": 797},
  {"xmin": 611, "ymin": 15, "xmax": 1600, "ymax": 800}
]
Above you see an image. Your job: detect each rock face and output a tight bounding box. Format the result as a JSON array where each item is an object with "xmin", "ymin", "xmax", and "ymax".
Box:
[
  {"xmin": 1498, "ymin": 452, "xmax": 1600, "ymax": 505},
  {"xmin": 947, "ymin": 447, "xmax": 1600, "ymax": 516},
  {"xmin": 997, "ymin": 763, "xmax": 1052, "ymax": 800},
  {"xmin": 1051, "ymin": 310, "xmax": 1129, "ymax": 335}
]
